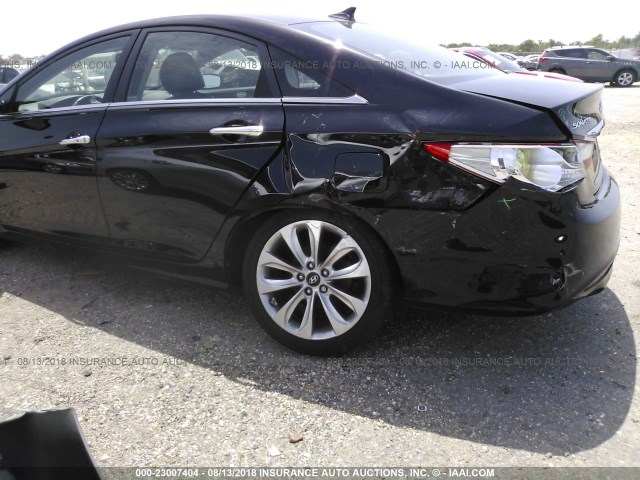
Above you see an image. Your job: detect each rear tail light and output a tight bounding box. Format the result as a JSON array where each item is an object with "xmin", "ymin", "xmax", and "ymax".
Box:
[
  {"xmin": 539, "ymin": 56, "xmax": 548, "ymax": 62},
  {"xmin": 424, "ymin": 142, "xmax": 589, "ymax": 192}
]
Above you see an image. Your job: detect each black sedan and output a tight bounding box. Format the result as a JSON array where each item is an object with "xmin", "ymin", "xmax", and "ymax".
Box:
[{"xmin": 0, "ymin": 8, "xmax": 620, "ymax": 354}]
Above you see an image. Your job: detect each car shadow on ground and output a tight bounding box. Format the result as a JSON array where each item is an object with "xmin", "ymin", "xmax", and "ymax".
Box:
[{"xmin": 1, "ymin": 242, "xmax": 635, "ymax": 455}]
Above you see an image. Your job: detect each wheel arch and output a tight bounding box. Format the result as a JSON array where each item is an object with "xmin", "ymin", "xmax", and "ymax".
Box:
[
  {"xmin": 549, "ymin": 66, "xmax": 566, "ymax": 75},
  {"xmin": 613, "ymin": 67, "xmax": 636, "ymax": 84},
  {"xmin": 224, "ymin": 199, "xmax": 403, "ymax": 294}
]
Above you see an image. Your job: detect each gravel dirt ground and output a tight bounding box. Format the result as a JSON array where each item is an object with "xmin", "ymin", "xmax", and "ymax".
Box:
[{"xmin": 0, "ymin": 85, "xmax": 639, "ymax": 476}]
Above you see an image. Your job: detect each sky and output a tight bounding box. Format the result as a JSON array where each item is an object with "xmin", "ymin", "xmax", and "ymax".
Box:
[{"xmin": 2, "ymin": 0, "xmax": 638, "ymax": 57}]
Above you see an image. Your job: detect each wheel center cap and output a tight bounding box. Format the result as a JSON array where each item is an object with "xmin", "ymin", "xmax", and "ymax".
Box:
[{"xmin": 306, "ymin": 272, "xmax": 321, "ymax": 287}]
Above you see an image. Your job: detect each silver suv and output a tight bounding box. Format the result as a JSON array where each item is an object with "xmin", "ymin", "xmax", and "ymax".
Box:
[{"xmin": 538, "ymin": 46, "xmax": 639, "ymax": 87}]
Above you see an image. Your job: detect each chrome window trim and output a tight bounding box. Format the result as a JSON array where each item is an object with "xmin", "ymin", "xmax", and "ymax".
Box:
[
  {"xmin": 105, "ymin": 94, "xmax": 368, "ymax": 110},
  {"xmin": 1, "ymin": 104, "xmax": 109, "ymax": 118},
  {"xmin": 108, "ymin": 98, "xmax": 281, "ymax": 109},
  {"xmin": 282, "ymin": 94, "xmax": 368, "ymax": 105},
  {"xmin": 0, "ymin": 94, "xmax": 370, "ymax": 116}
]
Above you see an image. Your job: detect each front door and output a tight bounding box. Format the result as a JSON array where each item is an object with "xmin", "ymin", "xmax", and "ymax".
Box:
[{"xmin": 0, "ymin": 36, "xmax": 132, "ymax": 242}]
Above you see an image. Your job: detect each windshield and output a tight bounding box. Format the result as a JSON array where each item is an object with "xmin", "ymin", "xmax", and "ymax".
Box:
[{"xmin": 292, "ymin": 22, "xmax": 499, "ymax": 85}]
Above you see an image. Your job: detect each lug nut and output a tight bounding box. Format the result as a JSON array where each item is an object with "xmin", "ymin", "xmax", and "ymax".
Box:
[
  {"xmin": 321, "ymin": 269, "xmax": 330, "ymax": 277},
  {"xmin": 304, "ymin": 287, "xmax": 313, "ymax": 296},
  {"xmin": 307, "ymin": 261, "xmax": 316, "ymax": 270},
  {"xmin": 297, "ymin": 273, "xmax": 305, "ymax": 281},
  {"xmin": 320, "ymin": 285, "xmax": 328, "ymax": 294}
]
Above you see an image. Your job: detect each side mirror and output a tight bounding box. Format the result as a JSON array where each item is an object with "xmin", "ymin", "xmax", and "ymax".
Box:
[
  {"xmin": 606, "ymin": 55, "xmax": 615, "ymax": 61},
  {"xmin": 0, "ymin": 83, "xmax": 18, "ymax": 113},
  {"xmin": 202, "ymin": 74, "xmax": 221, "ymax": 88}
]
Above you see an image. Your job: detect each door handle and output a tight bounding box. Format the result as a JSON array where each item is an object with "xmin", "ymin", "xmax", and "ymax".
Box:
[
  {"xmin": 60, "ymin": 135, "xmax": 91, "ymax": 146},
  {"xmin": 209, "ymin": 125, "xmax": 263, "ymax": 137}
]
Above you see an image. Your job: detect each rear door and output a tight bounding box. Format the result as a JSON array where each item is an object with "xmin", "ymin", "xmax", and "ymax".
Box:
[
  {"xmin": 584, "ymin": 49, "xmax": 615, "ymax": 82},
  {"xmin": 95, "ymin": 28, "xmax": 285, "ymax": 263},
  {"xmin": 0, "ymin": 35, "xmax": 133, "ymax": 241},
  {"xmin": 556, "ymin": 48, "xmax": 588, "ymax": 78}
]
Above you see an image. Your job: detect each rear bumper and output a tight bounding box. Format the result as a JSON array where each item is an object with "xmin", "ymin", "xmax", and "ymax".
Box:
[{"xmin": 374, "ymin": 169, "xmax": 621, "ymax": 314}]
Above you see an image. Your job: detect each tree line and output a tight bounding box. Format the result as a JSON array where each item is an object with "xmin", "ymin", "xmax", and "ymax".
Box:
[
  {"xmin": 446, "ymin": 32, "xmax": 640, "ymax": 54},
  {"xmin": 1, "ymin": 53, "xmax": 45, "ymax": 69}
]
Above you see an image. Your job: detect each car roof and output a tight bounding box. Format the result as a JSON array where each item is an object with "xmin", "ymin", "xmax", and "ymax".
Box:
[
  {"xmin": 549, "ymin": 45, "xmax": 596, "ymax": 49},
  {"xmin": 92, "ymin": 14, "xmax": 329, "ymax": 32},
  {"xmin": 47, "ymin": 13, "xmax": 351, "ymax": 59}
]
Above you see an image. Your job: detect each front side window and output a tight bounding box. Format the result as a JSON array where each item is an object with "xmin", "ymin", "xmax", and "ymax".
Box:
[
  {"xmin": 586, "ymin": 49, "xmax": 610, "ymax": 60},
  {"xmin": 127, "ymin": 31, "xmax": 269, "ymax": 101},
  {"xmin": 15, "ymin": 37, "xmax": 129, "ymax": 112}
]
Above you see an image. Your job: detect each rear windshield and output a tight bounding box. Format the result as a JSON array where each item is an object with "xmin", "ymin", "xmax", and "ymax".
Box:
[
  {"xmin": 292, "ymin": 22, "xmax": 500, "ymax": 85},
  {"xmin": 470, "ymin": 50, "xmax": 522, "ymax": 72}
]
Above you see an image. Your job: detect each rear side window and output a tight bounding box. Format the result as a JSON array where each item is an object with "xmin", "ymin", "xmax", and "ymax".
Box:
[
  {"xmin": 269, "ymin": 46, "xmax": 355, "ymax": 98},
  {"xmin": 556, "ymin": 49, "xmax": 586, "ymax": 59}
]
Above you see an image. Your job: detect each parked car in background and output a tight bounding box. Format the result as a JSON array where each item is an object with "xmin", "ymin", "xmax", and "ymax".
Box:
[
  {"xmin": 521, "ymin": 54, "xmax": 541, "ymax": 70},
  {"xmin": 538, "ymin": 46, "xmax": 640, "ymax": 87},
  {"xmin": 0, "ymin": 66, "xmax": 20, "ymax": 86},
  {"xmin": 497, "ymin": 52, "xmax": 521, "ymax": 63},
  {"xmin": 452, "ymin": 47, "xmax": 581, "ymax": 82},
  {"xmin": 0, "ymin": 9, "xmax": 620, "ymax": 354}
]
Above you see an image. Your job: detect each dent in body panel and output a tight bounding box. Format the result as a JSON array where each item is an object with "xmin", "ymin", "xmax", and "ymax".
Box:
[
  {"xmin": 284, "ymin": 132, "xmax": 414, "ymax": 194},
  {"xmin": 371, "ymin": 173, "xmax": 619, "ymax": 311},
  {"xmin": 280, "ymin": 100, "xmax": 518, "ymax": 212},
  {"xmin": 219, "ymin": 89, "xmax": 585, "ymax": 296}
]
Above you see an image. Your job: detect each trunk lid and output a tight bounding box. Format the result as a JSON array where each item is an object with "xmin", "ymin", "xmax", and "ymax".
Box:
[{"xmin": 450, "ymin": 74, "xmax": 604, "ymax": 138}]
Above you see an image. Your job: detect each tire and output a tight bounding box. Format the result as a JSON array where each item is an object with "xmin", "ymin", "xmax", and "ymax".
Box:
[
  {"xmin": 613, "ymin": 69, "xmax": 635, "ymax": 87},
  {"xmin": 549, "ymin": 67, "xmax": 565, "ymax": 75},
  {"xmin": 242, "ymin": 209, "xmax": 394, "ymax": 355}
]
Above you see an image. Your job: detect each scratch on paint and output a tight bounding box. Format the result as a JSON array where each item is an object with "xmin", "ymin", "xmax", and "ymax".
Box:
[{"xmin": 499, "ymin": 198, "xmax": 517, "ymax": 209}]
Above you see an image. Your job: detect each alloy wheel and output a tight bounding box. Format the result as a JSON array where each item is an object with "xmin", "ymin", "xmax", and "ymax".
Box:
[
  {"xmin": 255, "ymin": 220, "xmax": 372, "ymax": 340},
  {"xmin": 616, "ymin": 71, "xmax": 634, "ymax": 87}
]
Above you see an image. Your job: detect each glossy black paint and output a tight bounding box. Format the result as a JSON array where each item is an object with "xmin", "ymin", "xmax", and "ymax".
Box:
[
  {"xmin": 366, "ymin": 166, "xmax": 620, "ymax": 312},
  {"xmin": 0, "ymin": 14, "xmax": 620, "ymax": 314},
  {"xmin": 95, "ymin": 101, "xmax": 284, "ymax": 262},
  {"xmin": 0, "ymin": 107, "xmax": 109, "ymax": 238}
]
